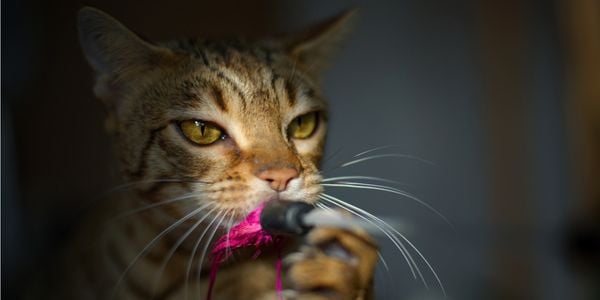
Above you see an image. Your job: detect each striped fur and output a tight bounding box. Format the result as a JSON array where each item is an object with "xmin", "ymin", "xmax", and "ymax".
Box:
[{"xmin": 29, "ymin": 7, "xmax": 377, "ymax": 300}]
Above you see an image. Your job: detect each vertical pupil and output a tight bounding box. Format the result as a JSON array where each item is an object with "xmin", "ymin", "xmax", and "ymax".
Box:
[
  {"xmin": 297, "ymin": 116, "xmax": 303, "ymax": 128},
  {"xmin": 200, "ymin": 124, "xmax": 206, "ymax": 135}
]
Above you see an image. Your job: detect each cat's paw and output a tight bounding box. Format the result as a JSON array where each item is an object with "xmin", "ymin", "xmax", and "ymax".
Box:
[{"xmin": 283, "ymin": 227, "xmax": 378, "ymax": 300}]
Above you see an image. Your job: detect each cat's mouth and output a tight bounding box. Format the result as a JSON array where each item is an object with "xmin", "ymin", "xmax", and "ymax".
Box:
[
  {"xmin": 223, "ymin": 195, "xmax": 308, "ymax": 226},
  {"xmin": 204, "ymin": 174, "xmax": 322, "ymax": 226}
]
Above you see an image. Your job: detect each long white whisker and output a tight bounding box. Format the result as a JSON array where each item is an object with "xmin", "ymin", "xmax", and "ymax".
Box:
[
  {"xmin": 321, "ymin": 193, "xmax": 446, "ymax": 296},
  {"xmin": 110, "ymin": 203, "xmax": 211, "ymax": 299},
  {"xmin": 196, "ymin": 210, "xmax": 227, "ymax": 293},
  {"xmin": 94, "ymin": 179, "xmax": 210, "ymax": 203},
  {"xmin": 185, "ymin": 210, "xmax": 223, "ymax": 300},
  {"xmin": 288, "ymin": 57, "xmax": 298, "ymax": 83},
  {"xmin": 321, "ymin": 176, "xmax": 399, "ymax": 185},
  {"xmin": 315, "ymin": 203, "xmax": 390, "ymax": 273},
  {"xmin": 341, "ymin": 154, "xmax": 435, "ymax": 168},
  {"xmin": 101, "ymin": 179, "xmax": 196, "ymax": 194},
  {"xmin": 322, "ymin": 182, "xmax": 451, "ymax": 227},
  {"xmin": 224, "ymin": 211, "xmax": 236, "ymax": 261},
  {"xmin": 353, "ymin": 145, "xmax": 408, "ymax": 157},
  {"xmin": 318, "ymin": 194, "xmax": 420, "ymax": 282},
  {"xmin": 315, "ymin": 202, "xmax": 333, "ymax": 212},
  {"xmin": 111, "ymin": 192, "xmax": 203, "ymax": 220},
  {"xmin": 321, "ymin": 146, "xmax": 344, "ymax": 168},
  {"xmin": 82, "ymin": 179, "xmax": 209, "ymax": 215},
  {"xmin": 391, "ymin": 224, "xmax": 447, "ymax": 297},
  {"xmin": 152, "ymin": 205, "xmax": 217, "ymax": 297},
  {"xmin": 376, "ymin": 250, "xmax": 395, "ymax": 298},
  {"xmin": 317, "ymin": 201, "xmax": 406, "ymax": 280},
  {"xmin": 378, "ymin": 252, "xmax": 390, "ymax": 272}
]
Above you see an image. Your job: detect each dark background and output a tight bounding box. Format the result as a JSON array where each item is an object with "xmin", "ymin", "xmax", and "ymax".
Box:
[{"xmin": 3, "ymin": 0, "xmax": 599, "ymax": 299}]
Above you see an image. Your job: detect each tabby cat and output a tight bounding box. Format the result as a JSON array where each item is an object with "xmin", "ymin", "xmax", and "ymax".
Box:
[{"xmin": 31, "ymin": 7, "xmax": 379, "ymax": 300}]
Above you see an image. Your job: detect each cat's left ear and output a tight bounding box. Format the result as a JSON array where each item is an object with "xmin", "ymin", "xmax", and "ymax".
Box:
[{"xmin": 282, "ymin": 9, "xmax": 357, "ymax": 77}]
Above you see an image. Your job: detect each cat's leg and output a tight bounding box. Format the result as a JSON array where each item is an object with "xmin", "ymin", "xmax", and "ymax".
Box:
[
  {"xmin": 185, "ymin": 228, "xmax": 377, "ymax": 300},
  {"xmin": 193, "ymin": 256, "xmax": 280, "ymax": 300},
  {"xmin": 283, "ymin": 228, "xmax": 379, "ymax": 300}
]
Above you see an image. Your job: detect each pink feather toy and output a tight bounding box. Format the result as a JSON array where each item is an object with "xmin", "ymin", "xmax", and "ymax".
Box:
[{"xmin": 206, "ymin": 203, "xmax": 284, "ymax": 300}]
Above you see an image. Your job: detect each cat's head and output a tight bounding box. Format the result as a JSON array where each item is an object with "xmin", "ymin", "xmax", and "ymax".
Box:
[{"xmin": 78, "ymin": 7, "xmax": 354, "ymax": 219}]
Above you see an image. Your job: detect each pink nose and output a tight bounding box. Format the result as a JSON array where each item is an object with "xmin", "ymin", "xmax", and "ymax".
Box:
[{"xmin": 258, "ymin": 168, "xmax": 299, "ymax": 192}]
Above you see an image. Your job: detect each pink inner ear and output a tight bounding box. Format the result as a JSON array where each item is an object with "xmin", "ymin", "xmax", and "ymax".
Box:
[{"xmin": 206, "ymin": 203, "xmax": 284, "ymax": 300}]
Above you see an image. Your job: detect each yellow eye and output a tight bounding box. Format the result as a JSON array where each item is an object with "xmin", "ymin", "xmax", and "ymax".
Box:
[
  {"xmin": 287, "ymin": 112, "xmax": 318, "ymax": 139},
  {"xmin": 179, "ymin": 120, "xmax": 223, "ymax": 145}
]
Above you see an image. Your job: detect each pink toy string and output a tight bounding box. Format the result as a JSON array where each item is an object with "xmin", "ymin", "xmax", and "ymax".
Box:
[{"xmin": 206, "ymin": 203, "xmax": 284, "ymax": 300}]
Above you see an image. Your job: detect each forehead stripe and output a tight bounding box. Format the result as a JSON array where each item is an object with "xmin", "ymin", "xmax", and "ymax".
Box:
[
  {"xmin": 284, "ymin": 80, "xmax": 297, "ymax": 107},
  {"xmin": 210, "ymin": 67, "xmax": 248, "ymax": 110},
  {"xmin": 209, "ymin": 84, "xmax": 228, "ymax": 112},
  {"xmin": 198, "ymin": 49, "xmax": 210, "ymax": 66},
  {"xmin": 129, "ymin": 124, "xmax": 168, "ymax": 178}
]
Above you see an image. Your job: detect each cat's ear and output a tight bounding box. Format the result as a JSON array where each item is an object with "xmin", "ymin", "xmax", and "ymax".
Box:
[
  {"xmin": 283, "ymin": 9, "xmax": 357, "ymax": 77},
  {"xmin": 77, "ymin": 7, "xmax": 179, "ymax": 98}
]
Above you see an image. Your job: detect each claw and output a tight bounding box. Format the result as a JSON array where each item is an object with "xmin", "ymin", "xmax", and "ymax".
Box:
[
  {"xmin": 319, "ymin": 240, "xmax": 357, "ymax": 265},
  {"xmin": 283, "ymin": 252, "xmax": 307, "ymax": 266},
  {"xmin": 280, "ymin": 289, "xmax": 299, "ymax": 299}
]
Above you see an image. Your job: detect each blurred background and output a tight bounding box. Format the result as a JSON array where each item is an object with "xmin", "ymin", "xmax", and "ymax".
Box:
[{"xmin": 2, "ymin": 0, "xmax": 599, "ymax": 299}]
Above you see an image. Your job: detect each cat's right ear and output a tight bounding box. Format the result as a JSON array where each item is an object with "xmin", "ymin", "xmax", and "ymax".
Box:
[
  {"xmin": 280, "ymin": 9, "xmax": 357, "ymax": 78},
  {"xmin": 77, "ymin": 7, "xmax": 178, "ymax": 99}
]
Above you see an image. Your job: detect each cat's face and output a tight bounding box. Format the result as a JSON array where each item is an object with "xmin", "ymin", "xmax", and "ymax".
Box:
[
  {"xmin": 79, "ymin": 8, "xmax": 352, "ymax": 220},
  {"xmin": 119, "ymin": 46, "xmax": 327, "ymax": 219}
]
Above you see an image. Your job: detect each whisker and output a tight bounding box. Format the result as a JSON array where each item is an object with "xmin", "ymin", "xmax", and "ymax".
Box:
[
  {"xmin": 320, "ymin": 200, "xmax": 391, "ymax": 273},
  {"xmin": 391, "ymin": 225, "xmax": 447, "ymax": 297},
  {"xmin": 196, "ymin": 210, "xmax": 227, "ymax": 294},
  {"xmin": 321, "ymin": 182, "xmax": 452, "ymax": 227},
  {"xmin": 353, "ymin": 145, "xmax": 406, "ymax": 157},
  {"xmin": 92, "ymin": 178, "xmax": 211, "ymax": 204},
  {"xmin": 110, "ymin": 203, "xmax": 211, "ymax": 299},
  {"xmin": 320, "ymin": 146, "xmax": 344, "ymax": 169},
  {"xmin": 340, "ymin": 154, "xmax": 435, "ymax": 168},
  {"xmin": 320, "ymin": 193, "xmax": 446, "ymax": 296},
  {"xmin": 185, "ymin": 210, "xmax": 224, "ymax": 300},
  {"xmin": 378, "ymin": 252, "xmax": 390, "ymax": 272},
  {"xmin": 78, "ymin": 179, "xmax": 206, "ymax": 217},
  {"xmin": 315, "ymin": 202, "xmax": 333, "ymax": 212},
  {"xmin": 288, "ymin": 57, "xmax": 298, "ymax": 84},
  {"xmin": 224, "ymin": 210, "xmax": 236, "ymax": 261},
  {"xmin": 151, "ymin": 204, "xmax": 217, "ymax": 297},
  {"xmin": 318, "ymin": 194, "xmax": 420, "ymax": 282},
  {"xmin": 101, "ymin": 179, "xmax": 199, "ymax": 195},
  {"xmin": 321, "ymin": 176, "xmax": 399, "ymax": 185},
  {"xmin": 376, "ymin": 251, "xmax": 395, "ymax": 298},
  {"xmin": 111, "ymin": 191, "xmax": 203, "ymax": 220}
]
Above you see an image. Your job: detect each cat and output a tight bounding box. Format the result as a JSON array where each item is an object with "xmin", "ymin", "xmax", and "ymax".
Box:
[{"xmin": 26, "ymin": 7, "xmax": 380, "ymax": 300}]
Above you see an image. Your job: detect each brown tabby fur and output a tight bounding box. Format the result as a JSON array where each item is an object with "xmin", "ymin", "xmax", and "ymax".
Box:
[{"xmin": 29, "ymin": 7, "xmax": 378, "ymax": 300}]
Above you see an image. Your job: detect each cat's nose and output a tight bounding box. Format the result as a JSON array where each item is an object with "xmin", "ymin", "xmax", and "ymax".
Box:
[{"xmin": 258, "ymin": 168, "xmax": 299, "ymax": 192}]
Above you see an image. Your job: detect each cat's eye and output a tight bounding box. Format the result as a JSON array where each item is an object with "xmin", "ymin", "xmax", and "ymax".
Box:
[
  {"xmin": 287, "ymin": 112, "xmax": 319, "ymax": 139},
  {"xmin": 178, "ymin": 120, "xmax": 224, "ymax": 145}
]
